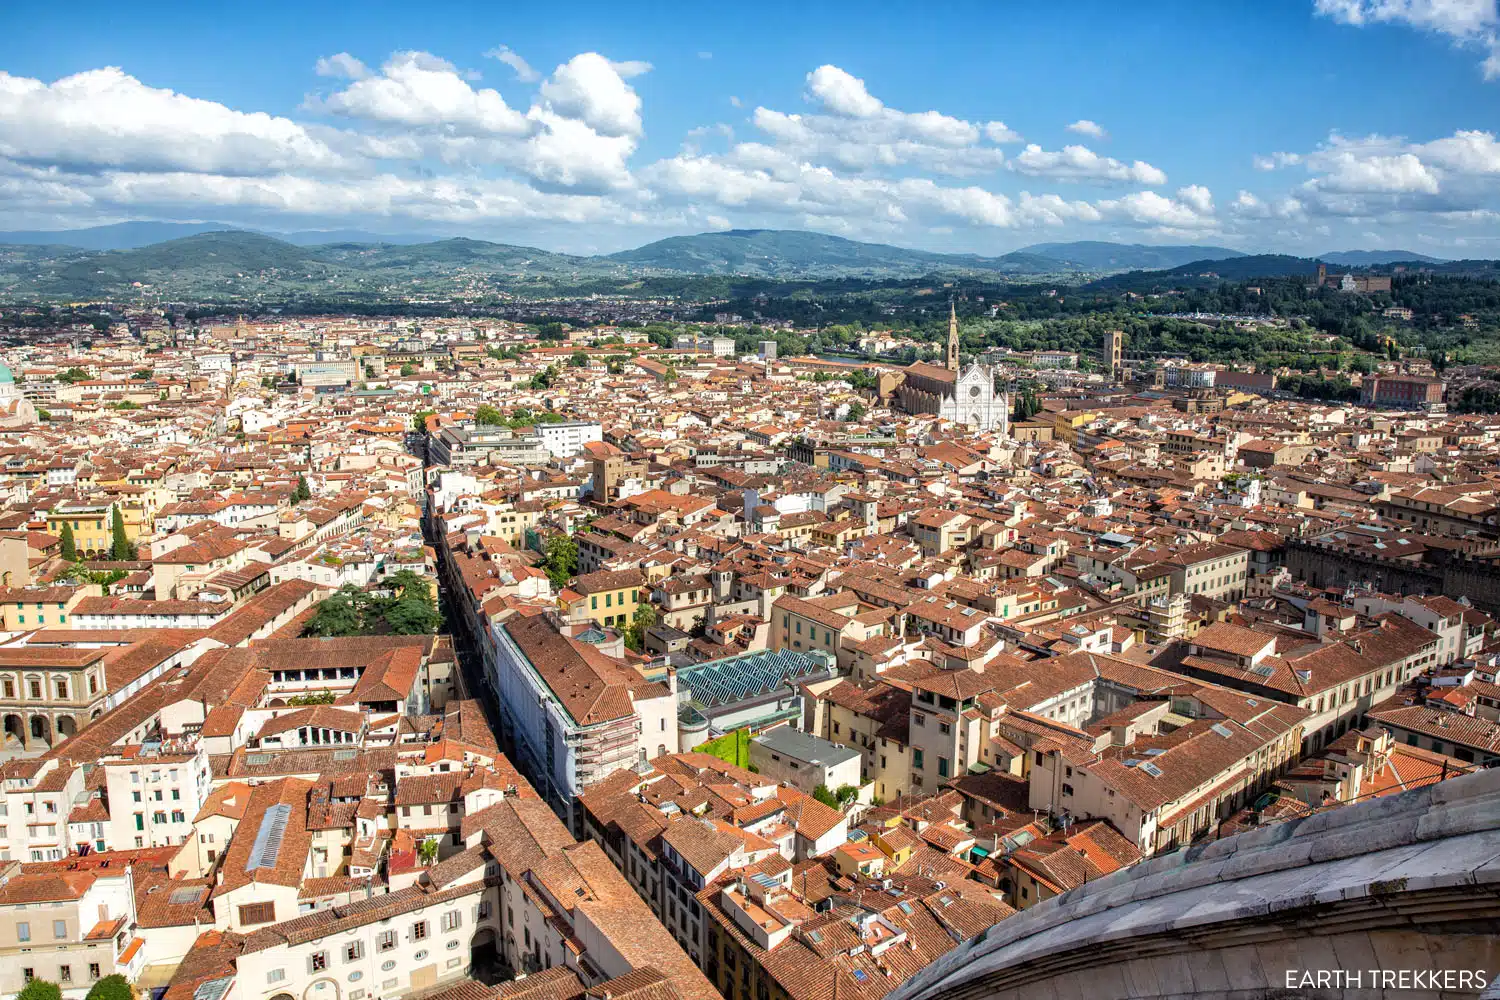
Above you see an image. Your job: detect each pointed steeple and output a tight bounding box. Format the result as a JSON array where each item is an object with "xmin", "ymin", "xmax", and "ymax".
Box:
[{"xmin": 946, "ymin": 300, "xmax": 960, "ymax": 372}]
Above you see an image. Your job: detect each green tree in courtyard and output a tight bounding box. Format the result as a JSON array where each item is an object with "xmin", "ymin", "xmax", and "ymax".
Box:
[
  {"xmin": 624, "ymin": 602, "xmax": 658, "ymax": 652},
  {"xmin": 539, "ymin": 533, "xmax": 579, "ymax": 589},
  {"xmin": 85, "ymin": 975, "xmax": 133, "ymax": 1000}
]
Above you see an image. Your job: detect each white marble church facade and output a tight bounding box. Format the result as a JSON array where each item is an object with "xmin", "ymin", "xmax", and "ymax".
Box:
[{"xmin": 894, "ymin": 305, "xmax": 1008, "ymax": 434}]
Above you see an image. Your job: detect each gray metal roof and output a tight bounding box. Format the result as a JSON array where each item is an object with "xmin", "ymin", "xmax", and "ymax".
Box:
[{"xmin": 750, "ymin": 725, "xmax": 860, "ymax": 767}]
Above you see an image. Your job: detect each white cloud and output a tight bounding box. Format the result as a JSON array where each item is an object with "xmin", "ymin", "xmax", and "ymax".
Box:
[
  {"xmin": 538, "ymin": 53, "xmax": 649, "ymax": 138},
  {"xmin": 0, "ymin": 53, "xmax": 1239, "ymax": 249},
  {"xmin": 1234, "ymin": 127, "xmax": 1500, "ymax": 231},
  {"xmin": 0, "ymin": 157, "xmax": 634, "ymax": 228},
  {"xmin": 1066, "ymin": 119, "xmax": 1107, "ymax": 139},
  {"xmin": 1414, "ymin": 128, "xmax": 1500, "ymax": 172},
  {"xmin": 319, "ymin": 51, "xmax": 531, "ymax": 136},
  {"xmin": 1253, "ymin": 151, "xmax": 1304, "ymax": 170},
  {"xmin": 682, "ymin": 123, "xmax": 735, "ymax": 156},
  {"xmin": 1177, "ymin": 184, "xmax": 1214, "ymax": 214},
  {"xmin": 521, "ymin": 110, "xmax": 636, "ymax": 190},
  {"xmin": 698, "ymin": 51, "xmax": 714, "ymax": 60},
  {"xmin": 805, "ymin": 65, "xmax": 883, "ymax": 117},
  {"xmin": 1097, "ymin": 188, "xmax": 1218, "ymax": 229},
  {"xmin": 646, "ymin": 145, "xmax": 1181, "ymax": 236},
  {"xmin": 484, "ymin": 45, "xmax": 541, "ymax": 83},
  {"xmin": 315, "ymin": 53, "xmax": 369, "ymax": 80},
  {"xmin": 1314, "ymin": 0, "xmax": 1500, "ymax": 79},
  {"xmin": 1015, "ymin": 192, "xmax": 1103, "ymax": 226},
  {"xmin": 0, "ymin": 67, "xmax": 346, "ymax": 175},
  {"xmin": 1011, "ymin": 143, "xmax": 1167, "ymax": 184},
  {"xmin": 984, "ymin": 122, "xmax": 1021, "ymax": 143},
  {"xmin": 1232, "ymin": 190, "xmax": 1306, "ymax": 220},
  {"xmin": 735, "ymin": 64, "xmax": 1027, "ymax": 177},
  {"xmin": 1314, "ymin": 0, "xmax": 1495, "ymax": 37},
  {"xmin": 1317, "ymin": 149, "xmax": 1440, "ymax": 192}
]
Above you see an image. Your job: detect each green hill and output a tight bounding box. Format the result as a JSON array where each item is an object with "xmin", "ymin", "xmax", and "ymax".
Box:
[
  {"xmin": 1088, "ymin": 254, "xmax": 1323, "ymax": 291},
  {"xmin": 606, "ymin": 229, "xmax": 1072, "ymax": 277},
  {"xmin": 1021, "ymin": 241, "xmax": 1247, "ymax": 271},
  {"xmin": 316, "ymin": 237, "xmax": 595, "ymax": 273},
  {"xmin": 1319, "ymin": 249, "xmax": 1446, "ymax": 266},
  {"xmin": 3, "ymin": 227, "xmax": 1491, "ymax": 303}
]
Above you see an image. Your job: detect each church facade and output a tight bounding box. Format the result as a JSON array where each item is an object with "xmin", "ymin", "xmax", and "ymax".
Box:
[{"xmin": 895, "ymin": 305, "xmax": 1008, "ymax": 434}]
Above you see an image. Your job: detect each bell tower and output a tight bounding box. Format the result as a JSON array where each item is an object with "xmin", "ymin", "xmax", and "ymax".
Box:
[{"xmin": 946, "ymin": 301, "xmax": 960, "ymax": 372}]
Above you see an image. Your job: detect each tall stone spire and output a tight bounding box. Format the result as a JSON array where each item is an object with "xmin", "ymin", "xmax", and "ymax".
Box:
[{"xmin": 946, "ymin": 300, "xmax": 960, "ymax": 372}]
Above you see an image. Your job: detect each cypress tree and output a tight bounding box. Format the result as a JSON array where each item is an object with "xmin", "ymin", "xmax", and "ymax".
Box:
[{"xmin": 110, "ymin": 504, "xmax": 131, "ymax": 560}]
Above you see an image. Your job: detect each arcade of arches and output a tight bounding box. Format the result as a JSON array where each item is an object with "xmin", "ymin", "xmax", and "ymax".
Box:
[{"xmin": 0, "ymin": 647, "xmax": 111, "ymax": 751}]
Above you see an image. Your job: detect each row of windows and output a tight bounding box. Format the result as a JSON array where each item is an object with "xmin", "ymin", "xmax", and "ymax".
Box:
[
  {"xmin": 1, "ymin": 676, "xmax": 94, "ymax": 699},
  {"xmin": 589, "ymin": 591, "xmax": 638, "ymax": 610},
  {"xmin": 14, "ymin": 919, "xmax": 69, "ymax": 942},
  {"xmin": 267, "ymin": 911, "xmax": 466, "ymax": 982},
  {"xmin": 22, "ymin": 964, "xmax": 99, "ymax": 984},
  {"xmin": 781, "ymin": 616, "xmax": 836, "ymax": 645}
]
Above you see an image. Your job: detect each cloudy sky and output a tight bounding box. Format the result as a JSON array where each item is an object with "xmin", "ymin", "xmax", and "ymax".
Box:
[{"xmin": 3, "ymin": 0, "xmax": 1500, "ymax": 256}]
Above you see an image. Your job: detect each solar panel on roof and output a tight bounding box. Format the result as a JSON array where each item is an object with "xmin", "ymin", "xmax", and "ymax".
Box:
[
  {"xmin": 246, "ymin": 753, "xmax": 272, "ymax": 766},
  {"xmin": 1211, "ymin": 723, "xmax": 1233, "ymax": 738},
  {"xmin": 194, "ymin": 978, "xmax": 232, "ymax": 1000},
  {"xmin": 679, "ymin": 648, "xmax": 831, "ymax": 709},
  {"xmin": 1141, "ymin": 762, "xmax": 1164, "ymax": 777},
  {"xmin": 169, "ymin": 887, "xmax": 205, "ymax": 905},
  {"xmin": 1250, "ymin": 663, "xmax": 1276, "ymax": 678},
  {"xmin": 333, "ymin": 749, "xmax": 358, "ymax": 761},
  {"xmin": 247, "ymin": 803, "xmax": 291, "ymax": 871}
]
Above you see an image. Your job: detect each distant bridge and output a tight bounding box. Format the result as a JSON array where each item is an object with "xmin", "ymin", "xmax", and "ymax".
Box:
[{"xmin": 891, "ymin": 768, "xmax": 1500, "ymax": 1000}]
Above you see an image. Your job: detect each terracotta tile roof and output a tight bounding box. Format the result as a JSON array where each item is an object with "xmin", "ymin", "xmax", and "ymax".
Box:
[
  {"xmin": 212, "ymin": 777, "xmax": 314, "ymax": 897},
  {"xmin": 502, "ymin": 614, "xmax": 657, "ymax": 726}
]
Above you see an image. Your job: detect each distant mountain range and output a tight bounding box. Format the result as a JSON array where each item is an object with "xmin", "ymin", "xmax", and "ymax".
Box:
[
  {"xmin": 0, "ymin": 221, "xmax": 435, "ymax": 252},
  {"xmin": 1018, "ymin": 240, "xmax": 1247, "ymax": 271},
  {"xmin": 1317, "ymin": 249, "xmax": 1447, "ymax": 266},
  {"xmin": 607, "ymin": 229, "xmax": 1117, "ymax": 276},
  {"xmin": 0, "ymin": 225, "xmax": 1480, "ymax": 301}
]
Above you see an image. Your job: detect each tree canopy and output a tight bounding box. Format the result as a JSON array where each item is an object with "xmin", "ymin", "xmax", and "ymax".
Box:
[
  {"xmin": 303, "ymin": 571, "xmax": 442, "ymax": 638},
  {"xmin": 537, "ymin": 533, "xmax": 579, "ymax": 589},
  {"xmin": 85, "ymin": 975, "xmax": 133, "ymax": 1000},
  {"xmin": 109, "ymin": 504, "xmax": 135, "ymax": 560},
  {"xmin": 624, "ymin": 603, "xmax": 658, "ymax": 652}
]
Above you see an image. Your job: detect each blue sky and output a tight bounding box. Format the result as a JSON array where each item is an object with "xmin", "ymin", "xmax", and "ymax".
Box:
[{"xmin": 2, "ymin": 0, "xmax": 1499, "ymax": 256}]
